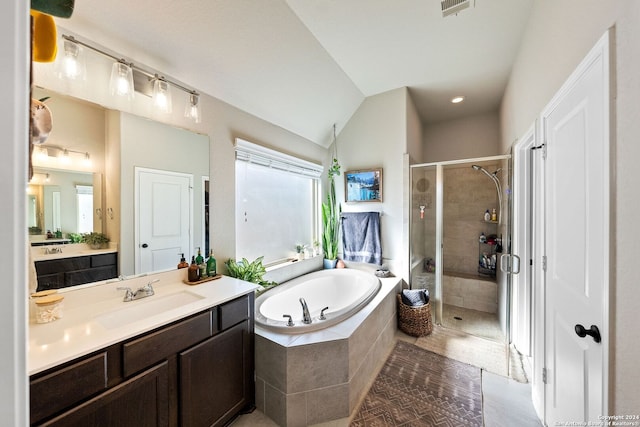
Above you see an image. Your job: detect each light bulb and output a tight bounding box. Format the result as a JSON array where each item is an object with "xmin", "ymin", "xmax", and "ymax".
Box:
[
  {"xmin": 109, "ymin": 61, "xmax": 135, "ymax": 100},
  {"xmin": 184, "ymin": 93, "xmax": 201, "ymax": 123},
  {"xmin": 56, "ymin": 38, "xmax": 85, "ymax": 81},
  {"xmin": 153, "ymin": 78, "xmax": 172, "ymax": 114}
]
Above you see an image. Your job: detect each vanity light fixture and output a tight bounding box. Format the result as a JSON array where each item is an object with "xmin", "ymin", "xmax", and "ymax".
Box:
[
  {"xmin": 451, "ymin": 95, "xmax": 465, "ymax": 104},
  {"xmin": 184, "ymin": 92, "xmax": 201, "ymax": 123},
  {"xmin": 109, "ymin": 60, "xmax": 135, "ymax": 100},
  {"xmin": 152, "ymin": 76, "xmax": 172, "ymax": 114},
  {"xmin": 58, "ymin": 34, "xmax": 202, "ymax": 122},
  {"xmin": 59, "ymin": 149, "xmax": 71, "ymax": 165},
  {"xmin": 57, "ymin": 37, "xmax": 85, "ymax": 80}
]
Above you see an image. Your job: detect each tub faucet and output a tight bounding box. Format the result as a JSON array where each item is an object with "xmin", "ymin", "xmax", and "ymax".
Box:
[{"xmin": 299, "ymin": 298, "xmax": 312, "ymax": 324}]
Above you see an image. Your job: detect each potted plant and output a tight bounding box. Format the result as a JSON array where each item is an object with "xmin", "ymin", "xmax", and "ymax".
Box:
[
  {"xmin": 322, "ymin": 157, "xmax": 341, "ymax": 269},
  {"xmin": 225, "ymin": 256, "xmax": 278, "ymax": 296},
  {"xmin": 296, "ymin": 244, "xmax": 306, "ymax": 260},
  {"xmin": 82, "ymin": 232, "xmax": 110, "ymax": 249}
]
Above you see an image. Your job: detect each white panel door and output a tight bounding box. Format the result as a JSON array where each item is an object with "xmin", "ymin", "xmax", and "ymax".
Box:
[
  {"xmin": 136, "ymin": 168, "xmax": 192, "ymax": 274},
  {"xmin": 543, "ymin": 33, "xmax": 609, "ymax": 424}
]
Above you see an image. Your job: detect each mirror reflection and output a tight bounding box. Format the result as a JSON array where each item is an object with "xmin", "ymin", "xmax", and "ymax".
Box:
[{"xmin": 30, "ymin": 87, "xmax": 210, "ymax": 290}]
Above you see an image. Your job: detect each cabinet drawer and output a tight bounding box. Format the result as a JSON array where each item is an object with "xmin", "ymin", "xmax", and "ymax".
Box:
[
  {"xmin": 123, "ymin": 311, "xmax": 212, "ymax": 377},
  {"xmin": 65, "ymin": 265, "xmax": 118, "ymax": 286},
  {"xmin": 30, "ymin": 352, "xmax": 108, "ymax": 424},
  {"xmin": 219, "ymin": 294, "xmax": 249, "ymax": 331},
  {"xmin": 35, "ymin": 257, "xmax": 90, "ymax": 276},
  {"xmin": 91, "ymin": 253, "xmax": 117, "ymax": 267}
]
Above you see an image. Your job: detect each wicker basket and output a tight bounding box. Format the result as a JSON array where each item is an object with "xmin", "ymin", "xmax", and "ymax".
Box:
[{"xmin": 397, "ymin": 294, "xmax": 433, "ymax": 337}]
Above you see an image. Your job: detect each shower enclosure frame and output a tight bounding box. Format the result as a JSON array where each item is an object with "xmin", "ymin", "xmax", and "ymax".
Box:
[{"xmin": 409, "ymin": 154, "xmax": 512, "ymax": 337}]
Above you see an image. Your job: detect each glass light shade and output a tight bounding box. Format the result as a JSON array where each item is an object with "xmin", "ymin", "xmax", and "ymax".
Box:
[
  {"xmin": 109, "ymin": 61, "xmax": 135, "ymax": 100},
  {"xmin": 59, "ymin": 149, "xmax": 71, "ymax": 165},
  {"xmin": 184, "ymin": 93, "xmax": 201, "ymax": 123},
  {"xmin": 56, "ymin": 39, "xmax": 85, "ymax": 80},
  {"xmin": 153, "ymin": 79, "xmax": 172, "ymax": 114}
]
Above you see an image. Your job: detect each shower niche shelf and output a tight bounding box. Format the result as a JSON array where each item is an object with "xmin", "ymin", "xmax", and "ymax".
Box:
[{"xmin": 478, "ymin": 242, "xmax": 497, "ymax": 277}]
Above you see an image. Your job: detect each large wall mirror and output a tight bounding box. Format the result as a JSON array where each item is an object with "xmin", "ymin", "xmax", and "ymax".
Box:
[{"xmin": 30, "ymin": 87, "xmax": 210, "ymax": 280}]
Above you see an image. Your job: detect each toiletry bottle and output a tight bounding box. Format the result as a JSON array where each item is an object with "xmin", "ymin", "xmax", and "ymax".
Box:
[
  {"xmin": 491, "ymin": 208, "xmax": 497, "ymax": 221},
  {"xmin": 199, "ymin": 260, "xmax": 207, "ymax": 278},
  {"xmin": 484, "ymin": 210, "xmax": 490, "ymax": 221},
  {"xmin": 479, "ymin": 232, "xmax": 486, "ymax": 243},
  {"xmin": 195, "ymin": 247, "xmax": 204, "ymax": 265},
  {"xmin": 206, "ymin": 250, "xmax": 217, "ymax": 277},
  {"xmin": 177, "ymin": 253, "xmax": 189, "ymax": 269},
  {"xmin": 188, "ymin": 255, "xmax": 200, "ymax": 282}
]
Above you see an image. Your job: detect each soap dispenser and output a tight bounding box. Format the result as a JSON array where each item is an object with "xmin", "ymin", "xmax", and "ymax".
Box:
[
  {"xmin": 188, "ymin": 256, "xmax": 200, "ymax": 282},
  {"xmin": 177, "ymin": 253, "xmax": 189, "ymax": 269}
]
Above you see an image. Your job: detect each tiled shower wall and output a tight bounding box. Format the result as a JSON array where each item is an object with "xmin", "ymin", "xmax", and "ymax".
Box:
[{"xmin": 443, "ymin": 163, "xmax": 500, "ymax": 276}]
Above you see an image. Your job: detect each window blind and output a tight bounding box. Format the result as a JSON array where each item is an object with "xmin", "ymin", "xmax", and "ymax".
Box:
[{"xmin": 235, "ymin": 138, "xmax": 323, "ymax": 179}]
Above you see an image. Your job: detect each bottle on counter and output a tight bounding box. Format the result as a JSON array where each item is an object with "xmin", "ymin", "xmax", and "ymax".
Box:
[
  {"xmin": 195, "ymin": 247, "xmax": 204, "ymax": 265},
  {"xmin": 177, "ymin": 253, "xmax": 189, "ymax": 269},
  {"xmin": 188, "ymin": 255, "xmax": 200, "ymax": 282},
  {"xmin": 484, "ymin": 210, "xmax": 491, "ymax": 221},
  {"xmin": 206, "ymin": 250, "xmax": 217, "ymax": 277},
  {"xmin": 491, "ymin": 208, "xmax": 497, "ymax": 221}
]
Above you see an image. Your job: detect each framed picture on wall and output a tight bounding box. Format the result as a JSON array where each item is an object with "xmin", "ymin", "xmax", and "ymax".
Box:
[{"xmin": 344, "ymin": 168, "xmax": 382, "ymax": 202}]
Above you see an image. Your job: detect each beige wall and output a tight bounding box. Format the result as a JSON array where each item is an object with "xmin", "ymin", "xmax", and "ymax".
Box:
[
  {"xmin": 423, "ymin": 111, "xmax": 501, "ymax": 163},
  {"xmin": 334, "ymin": 87, "xmax": 409, "ymax": 278},
  {"xmin": 500, "ymin": 0, "xmax": 640, "ymax": 413},
  {"xmin": 33, "ymin": 35, "xmax": 327, "ymax": 273}
]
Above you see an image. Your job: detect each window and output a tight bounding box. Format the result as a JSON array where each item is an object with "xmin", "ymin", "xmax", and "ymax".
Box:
[{"xmin": 235, "ymin": 139, "xmax": 322, "ymax": 265}]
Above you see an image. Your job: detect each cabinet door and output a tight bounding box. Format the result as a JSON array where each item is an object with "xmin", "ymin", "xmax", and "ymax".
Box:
[
  {"xmin": 39, "ymin": 362, "xmax": 169, "ymax": 427},
  {"xmin": 179, "ymin": 321, "xmax": 251, "ymax": 427}
]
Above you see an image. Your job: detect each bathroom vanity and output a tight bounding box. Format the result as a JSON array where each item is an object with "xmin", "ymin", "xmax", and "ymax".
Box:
[
  {"xmin": 28, "ymin": 270, "xmax": 258, "ymax": 426},
  {"xmin": 32, "ymin": 245, "xmax": 119, "ymax": 291}
]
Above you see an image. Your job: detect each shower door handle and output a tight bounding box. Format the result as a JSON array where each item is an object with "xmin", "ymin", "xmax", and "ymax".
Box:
[{"xmin": 500, "ymin": 254, "xmax": 521, "ymax": 274}]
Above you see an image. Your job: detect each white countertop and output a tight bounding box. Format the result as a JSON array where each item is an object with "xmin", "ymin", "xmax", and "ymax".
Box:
[
  {"xmin": 31, "ymin": 242, "xmax": 118, "ymax": 262},
  {"xmin": 28, "ymin": 268, "xmax": 259, "ymax": 376}
]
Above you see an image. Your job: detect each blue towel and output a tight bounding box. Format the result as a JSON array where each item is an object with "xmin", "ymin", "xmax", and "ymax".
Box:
[
  {"xmin": 341, "ymin": 212, "xmax": 382, "ymax": 265},
  {"xmin": 401, "ymin": 289, "xmax": 430, "ymax": 307}
]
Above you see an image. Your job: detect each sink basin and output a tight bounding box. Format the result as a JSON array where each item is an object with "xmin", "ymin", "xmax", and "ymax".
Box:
[{"xmin": 96, "ymin": 291, "xmax": 205, "ymax": 329}]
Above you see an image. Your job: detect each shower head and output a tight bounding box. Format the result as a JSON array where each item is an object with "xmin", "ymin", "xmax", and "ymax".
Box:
[{"xmin": 472, "ymin": 164, "xmax": 493, "ymax": 179}]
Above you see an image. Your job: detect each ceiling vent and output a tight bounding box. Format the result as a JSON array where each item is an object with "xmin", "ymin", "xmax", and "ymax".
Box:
[{"xmin": 441, "ymin": 0, "xmax": 471, "ymax": 17}]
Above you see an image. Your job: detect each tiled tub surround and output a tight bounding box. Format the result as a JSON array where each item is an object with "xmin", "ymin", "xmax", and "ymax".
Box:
[{"xmin": 254, "ymin": 274, "xmax": 402, "ymax": 426}]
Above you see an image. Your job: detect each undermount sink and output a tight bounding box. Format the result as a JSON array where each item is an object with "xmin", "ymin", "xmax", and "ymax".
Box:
[{"xmin": 96, "ymin": 291, "xmax": 205, "ymax": 329}]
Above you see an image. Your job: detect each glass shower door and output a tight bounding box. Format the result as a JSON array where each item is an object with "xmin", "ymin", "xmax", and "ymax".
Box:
[{"xmin": 409, "ymin": 164, "xmax": 439, "ymax": 323}]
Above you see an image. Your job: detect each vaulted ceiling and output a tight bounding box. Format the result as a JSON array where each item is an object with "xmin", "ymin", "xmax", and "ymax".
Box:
[{"xmin": 60, "ymin": 0, "xmax": 533, "ymax": 146}]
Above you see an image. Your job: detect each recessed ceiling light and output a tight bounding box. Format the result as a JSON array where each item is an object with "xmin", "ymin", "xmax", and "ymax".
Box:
[{"xmin": 451, "ymin": 96, "xmax": 465, "ymax": 104}]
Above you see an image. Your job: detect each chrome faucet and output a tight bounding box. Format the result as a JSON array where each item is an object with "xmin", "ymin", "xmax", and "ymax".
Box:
[
  {"xmin": 299, "ymin": 298, "xmax": 312, "ymax": 324},
  {"xmin": 117, "ymin": 279, "xmax": 159, "ymax": 302}
]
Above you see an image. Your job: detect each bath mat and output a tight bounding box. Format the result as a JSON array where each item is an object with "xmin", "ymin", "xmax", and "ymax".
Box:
[
  {"xmin": 350, "ymin": 340, "xmax": 482, "ymax": 426},
  {"xmin": 414, "ymin": 325, "xmax": 509, "ymax": 378}
]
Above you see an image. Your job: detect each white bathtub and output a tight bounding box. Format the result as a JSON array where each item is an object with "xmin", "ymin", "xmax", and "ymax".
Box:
[{"xmin": 255, "ymin": 268, "xmax": 381, "ymax": 333}]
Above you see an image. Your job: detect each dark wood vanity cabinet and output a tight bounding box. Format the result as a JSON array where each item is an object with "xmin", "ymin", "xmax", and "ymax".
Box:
[
  {"xmin": 30, "ymin": 293, "xmax": 255, "ymax": 427},
  {"xmin": 34, "ymin": 253, "xmax": 118, "ymax": 291}
]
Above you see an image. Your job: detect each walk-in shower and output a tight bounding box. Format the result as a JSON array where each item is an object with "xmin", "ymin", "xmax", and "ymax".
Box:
[{"xmin": 410, "ymin": 155, "xmax": 511, "ymax": 343}]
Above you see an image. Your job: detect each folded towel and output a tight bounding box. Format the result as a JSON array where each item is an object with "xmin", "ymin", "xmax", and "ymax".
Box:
[
  {"xmin": 341, "ymin": 212, "xmax": 382, "ymax": 265},
  {"xmin": 401, "ymin": 289, "xmax": 430, "ymax": 307}
]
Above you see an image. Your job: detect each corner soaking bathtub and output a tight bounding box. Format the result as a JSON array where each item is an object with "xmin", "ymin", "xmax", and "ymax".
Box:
[{"xmin": 255, "ymin": 268, "xmax": 381, "ymax": 333}]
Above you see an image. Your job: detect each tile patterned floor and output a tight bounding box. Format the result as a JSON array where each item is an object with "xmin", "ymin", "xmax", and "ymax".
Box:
[{"xmin": 232, "ymin": 318, "xmax": 534, "ymax": 427}]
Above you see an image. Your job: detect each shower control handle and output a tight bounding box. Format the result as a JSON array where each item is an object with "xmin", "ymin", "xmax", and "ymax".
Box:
[{"xmin": 319, "ymin": 307, "xmax": 329, "ymax": 320}]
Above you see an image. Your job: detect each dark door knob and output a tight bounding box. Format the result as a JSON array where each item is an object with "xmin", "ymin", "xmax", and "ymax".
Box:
[
  {"xmin": 575, "ymin": 324, "xmax": 601, "ymax": 343},
  {"xmin": 141, "ymin": 243, "xmax": 149, "ymax": 248}
]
